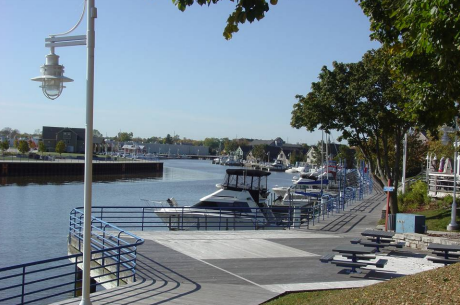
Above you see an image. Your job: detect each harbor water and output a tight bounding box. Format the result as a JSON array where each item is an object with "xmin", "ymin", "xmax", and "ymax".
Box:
[{"xmin": 0, "ymin": 159, "xmax": 295, "ymax": 269}]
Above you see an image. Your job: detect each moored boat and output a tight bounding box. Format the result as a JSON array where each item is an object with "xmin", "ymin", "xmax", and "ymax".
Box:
[{"xmin": 152, "ymin": 169, "xmax": 277, "ymax": 230}]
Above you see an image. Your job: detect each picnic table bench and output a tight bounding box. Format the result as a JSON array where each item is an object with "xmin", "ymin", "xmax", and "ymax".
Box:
[
  {"xmin": 427, "ymin": 243, "xmax": 460, "ymax": 266},
  {"xmin": 357, "ymin": 230, "xmax": 405, "ymax": 252},
  {"xmin": 320, "ymin": 245, "xmax": 387, "ymax": 273}
]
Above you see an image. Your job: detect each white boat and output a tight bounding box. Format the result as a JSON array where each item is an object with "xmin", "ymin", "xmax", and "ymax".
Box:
[
  {"xmin": 272, "ymin": 175, "xmax": 327, "ymax": 200},
  {"xmin": 152, "ymin": 169, "xmax": 276, "ymax": 230},
  {"xmin": 284, "ymin": 167, "xmax": 299, "ymax": 174}
]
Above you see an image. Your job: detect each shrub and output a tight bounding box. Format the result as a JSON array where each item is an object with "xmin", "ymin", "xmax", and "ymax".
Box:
[{"xmin": 398, "ymin": 180, "xmax": 430, "ymax": 212}]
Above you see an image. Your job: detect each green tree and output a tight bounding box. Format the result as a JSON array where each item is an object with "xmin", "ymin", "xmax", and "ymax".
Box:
[
  {"xmin": 335, "ymin": 145, "xmax": 355, "ymax": 169},
  {"xmin": 17, "ymin": 140, "xmax": 30, "ymax": 155},
  {"xmin": 163, "ymin": 134, "xmax": 173, "ymax": 144},
  {"xmin": 38, "ymin": 141, "xmax": 46, "ymax": 155},
  {"xmin": 173, "ymin": 0, "xmax": 278, "ymax": 40},
  {"xmin": 291, "ymin": 49, "xmax": 414, "ymax": 214},
  {"xmin": 223, "ymin": 139, "xmax": 238, "ymax": 153},
  {"xmin": 357, "ymin": 0, "xmax": 460, "ymax": 130},
  {"xmin": 55, "ymin": 140, "xmax": 66, "ymax": 156},
  {"xmin": 117, "ymin": 132, "xmax": 133, "ymax": 142},
  {"xmin": 289, "ymin": 150, "xmax": 304, "ymax": 164},
  {"xmin": 252, "ymin": 144, "xmax": 267, "ymax": 161},
  {"xmin": 0, "ymin": 140, "xmax": 9, "ymax": 154},
  {"xmin": 203, "ymin": 138, "xmax": 220, "ymax": 154}
]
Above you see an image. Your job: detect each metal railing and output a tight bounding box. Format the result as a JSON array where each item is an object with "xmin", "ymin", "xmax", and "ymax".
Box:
[
  {"xmin": 428, "ymin": 172, "xmax": 460, "ymax": 197},
  {"xmin": 0, "ymin": 210, "xmax": 144, "ymax": 304},
  {"xmin": 85, "ymin": 206, "xmax": 290, "ymax": 231}
]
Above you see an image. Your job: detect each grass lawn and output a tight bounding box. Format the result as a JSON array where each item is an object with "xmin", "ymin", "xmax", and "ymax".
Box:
[
  {"xmin": 264, "ymin": 263, "xmax": 460, "ymax": 305},
  {"xmin": 413, "ymin": 208, "xmax": 460, "ymax": 232}
]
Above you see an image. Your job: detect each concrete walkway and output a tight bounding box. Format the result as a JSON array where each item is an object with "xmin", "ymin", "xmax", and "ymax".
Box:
[{"xmin": 54, "ymin": 184, "xmax": 438, "ymax": 305}]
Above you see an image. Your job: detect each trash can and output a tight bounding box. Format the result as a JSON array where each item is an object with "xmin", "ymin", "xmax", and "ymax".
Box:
[{"xmin": 387, "ymin": 214, "xmax": 396, "ymax": 231}]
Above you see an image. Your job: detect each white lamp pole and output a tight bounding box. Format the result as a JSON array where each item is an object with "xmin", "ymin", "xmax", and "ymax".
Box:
[
  {"xmin": 402, "ymin": 132, "xmax": 408, "ymax": 194},
  {"xmin": 81, "ymin": 1, "xmax": 96, "ymax": 304},
  {"xmin": 448, "ymin": 117, "xmax": 459, "ymax": 231},
  {"xmin": 31, "ymin": 1, "xmax": 96, "ymax": 304}
]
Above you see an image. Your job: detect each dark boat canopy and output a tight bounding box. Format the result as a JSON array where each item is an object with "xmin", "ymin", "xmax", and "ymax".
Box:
[{"xmin": 225, "ymin": 169, "xmax": 271, "ymax": 177}]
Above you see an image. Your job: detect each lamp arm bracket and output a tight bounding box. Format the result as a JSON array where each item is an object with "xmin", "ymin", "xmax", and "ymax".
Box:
[{"xmin": 49, "ymin": 0, "xmax": 87, "ymax": 37}]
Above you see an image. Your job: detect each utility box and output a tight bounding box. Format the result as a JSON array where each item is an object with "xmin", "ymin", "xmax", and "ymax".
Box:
[{"xmin": 396, "ymin": 214, "xmax": 426, "ymax": 234}]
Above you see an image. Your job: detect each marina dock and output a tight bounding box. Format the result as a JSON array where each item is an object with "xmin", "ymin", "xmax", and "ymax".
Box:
[{"xmin": 52, "ymin": 184, "xmax": 436, "ymax": 305}]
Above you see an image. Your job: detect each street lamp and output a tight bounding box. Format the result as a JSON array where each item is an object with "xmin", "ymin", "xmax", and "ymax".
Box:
[
  {"xmin": 32, "ymin": 1, "xmax": 96, "ymax": 304},
  {"xmin": 448, "ymin": 117, "xmax": 459, "ymax": 231},
  {"xmin": 31, "ymin": 51, "xmax": 73, "ymax": 100}
]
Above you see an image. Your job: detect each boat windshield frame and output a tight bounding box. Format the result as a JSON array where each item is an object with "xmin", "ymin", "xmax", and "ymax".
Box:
[{"xmin": 221, "ymin": 169, "xmax": 270, "ymax": 192}]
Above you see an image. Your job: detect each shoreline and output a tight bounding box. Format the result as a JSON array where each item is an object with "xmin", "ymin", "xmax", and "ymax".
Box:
[{"xmin": 0, "ymin": 160, "xmax": 163, "ymax": 176}]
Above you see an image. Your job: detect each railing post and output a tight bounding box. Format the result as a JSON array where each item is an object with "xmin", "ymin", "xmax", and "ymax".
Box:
[
  {"xmin": 141, "ymin": 208, "xmax": 145, "ymax": 231},
  {"xmin": 117, "ymin": 248, "xmax": 121, "ymax": 286},
  {"xmin": 21, "ymin": 266, "xmax": 26, "ymax": 304}
]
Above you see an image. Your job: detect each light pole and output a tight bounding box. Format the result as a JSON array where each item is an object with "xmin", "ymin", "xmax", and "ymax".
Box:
[
  {"xmin": 402, "ymin": 131, "xmax": 408, "ymax": 194},
  {"xmin": 448, "ymin": 117, "xmax": 459, "ymax": 231},
  {"xmin": 32, "ymin": 1, "xmax": 96, "ymax": 304}
]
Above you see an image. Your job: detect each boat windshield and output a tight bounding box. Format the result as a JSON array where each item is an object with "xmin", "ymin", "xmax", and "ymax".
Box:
[{"xmin": 222, "ymin": 169, "xmax": 270, "ymax": 191}]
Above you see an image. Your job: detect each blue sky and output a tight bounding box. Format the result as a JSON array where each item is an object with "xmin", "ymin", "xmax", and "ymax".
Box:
[{"xmin": 0, "ymin": 0, "xmax": 379, "ymax": 145}]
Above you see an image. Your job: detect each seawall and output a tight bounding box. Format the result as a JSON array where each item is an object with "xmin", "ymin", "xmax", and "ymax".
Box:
[{"xmin": 0, "ymin": 161, "xmax": 163, "ymax": 176}]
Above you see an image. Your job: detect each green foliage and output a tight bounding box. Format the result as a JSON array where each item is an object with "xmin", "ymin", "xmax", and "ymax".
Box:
[
  {"xmin": 117, "ymin": 132, "xmax": 133, "ymax": 142},
  {"xmin": 291, "ymin": 49, "xmax": 414, "ymax": 214},
  {"xmin": 0, "ymin": 140, "xmax": 9, "ymax": 154},
  {"xmin": 17, "ymin": 140, "xmax": 30, "ymax": 154},
  {"xmin": 356, "ymin": 0, "xmax": 460, "ymax": 130},
  {"xmin": 252, "ymin": 144, "xmax": 267, "ymax": 161},
  {"xmin": 55, "ymin": 140, "xmax": 66, "ymax": 155},
  {"xmin": 442, "ymin": 195, "xmax": 453, "ymax": 207},
  {"xmin": 163, "ymin": 134, "xmax": 173, "ymax": 144},
  {"xmin": 334, "ymin": 145, "xmax": 355, "ymax": 169},
  {"xmin": 172, "ymin": 0, "xmax": 276, "ymax": 40},
  {"xmin": 223, "ymin": 139, "xmax": 238, "ymax": 153},
  {"xmin": 289, "ymin": 150, "xmax": 304, "ymax": 164},
  {"xmin": 203, "ymin": 138, "xmax": 221, "ymax": 154},
  {"xmin": 416, "ymin": 208, "xmax": 460, "ymax": 232},
  {"xmin": 398, "ymin": 180, "xmax": 430, "ymax": 212},
  {"xmin": 38, "ymin": 142, "xmax": 46, "ymax": 155}
]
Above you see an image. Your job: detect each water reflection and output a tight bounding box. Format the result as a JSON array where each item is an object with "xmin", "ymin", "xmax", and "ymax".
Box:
[{"xmin": 0, "ymin": 172, "xmax": 164, "ymax": 186}]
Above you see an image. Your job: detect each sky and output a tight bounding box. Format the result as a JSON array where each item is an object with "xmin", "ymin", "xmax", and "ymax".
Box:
[{"xmin": 0, "ymin": 0, "xmax": 380, "ymax": 145}]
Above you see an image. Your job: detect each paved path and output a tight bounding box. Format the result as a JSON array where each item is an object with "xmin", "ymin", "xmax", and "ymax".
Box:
[{"xmin": 54, "ymin": 184, "xmax": 437, "ymax": 305}]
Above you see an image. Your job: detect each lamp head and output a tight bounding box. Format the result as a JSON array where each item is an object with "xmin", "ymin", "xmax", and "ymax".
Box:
[{"xmin": 31, "ymin": 52, "xmax": 73, "ymax": 100}]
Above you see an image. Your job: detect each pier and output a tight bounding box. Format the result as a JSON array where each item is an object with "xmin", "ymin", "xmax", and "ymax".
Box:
[
  {"xmin": 49, "ymin": 184, "xmax": 434, "ymax": 305},
  {"xmin": 0, "ymin": 160, "xmax": 163, "ymax": 176}
]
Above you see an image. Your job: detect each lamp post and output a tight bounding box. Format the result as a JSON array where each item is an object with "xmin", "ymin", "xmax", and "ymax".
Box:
[
  {"xmin": 32, "ymin": 1, "xmax": 96, "ymax": 304},
  {"xmin": 448, "ymin": 117, "xmax": 459, "ymax": 231},
  {"xmin": 402, "ymin": 132, "xmax": 408, "ymax": 194}
]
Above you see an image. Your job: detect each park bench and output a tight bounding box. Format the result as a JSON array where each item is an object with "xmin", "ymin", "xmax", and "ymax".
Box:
[
  {"xmin": 350, "ymin": 237, "xmax": 361, "ymax": 244},
  {"xmin": 320, "ymin": 253, "xmax": 335, "ymax": 263},
  {"xmin": 427, "ymin": 257, "xmax": 460, "ymax": 266}
]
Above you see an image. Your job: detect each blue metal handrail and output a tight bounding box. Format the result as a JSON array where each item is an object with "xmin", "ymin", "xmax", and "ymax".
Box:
[
  {"xmin": 0, "ymin": 210, "xmax": 144, "ymax": 304},
  {"xmin": 76, "ymin": 206, "xmax": 291, "ymax": 231}
]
